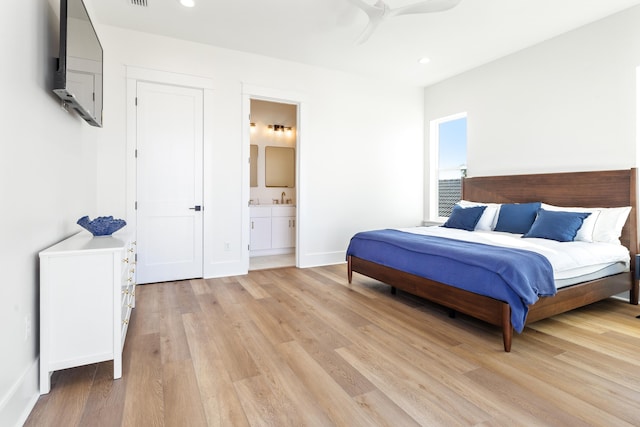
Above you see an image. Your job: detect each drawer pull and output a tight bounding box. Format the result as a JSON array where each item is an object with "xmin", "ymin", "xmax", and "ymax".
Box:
[
  {"xmin": 122, "ymin": 258, "xmax": 129, "ymax": 263},
  {"xmin": 122, "ymin": 289, "xmax": 129, "ymax": 295},
  {"xmin": 122, "ymin": 319, "xmax": 129, "ymax": 325}
]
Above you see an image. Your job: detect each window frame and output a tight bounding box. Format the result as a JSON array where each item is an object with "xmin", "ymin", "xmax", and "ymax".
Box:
[{"xmin": 429, "ymin": 112, "xmax": 467, "ymax": 222}]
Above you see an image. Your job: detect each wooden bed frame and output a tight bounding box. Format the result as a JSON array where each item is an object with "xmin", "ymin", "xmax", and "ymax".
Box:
[{"xmin": 347, "ymin": 169, "xmax": 639, "ymax": 351}]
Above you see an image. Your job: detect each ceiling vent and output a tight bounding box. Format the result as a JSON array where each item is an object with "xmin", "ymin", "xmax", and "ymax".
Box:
[{"xmin": 130, "ymin": 0, "xmax": 148, "ymax": 6}]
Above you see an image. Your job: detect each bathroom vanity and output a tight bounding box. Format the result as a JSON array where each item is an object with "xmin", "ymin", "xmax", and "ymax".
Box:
[{"xmin": 250, "ymin": 205, "xmax": 296, "ymax": 255}]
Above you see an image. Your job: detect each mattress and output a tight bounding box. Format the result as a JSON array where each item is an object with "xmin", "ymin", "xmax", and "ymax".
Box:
[{"xmin": 397, "ymin": 226, "xmax": 630, "ymax": 288}]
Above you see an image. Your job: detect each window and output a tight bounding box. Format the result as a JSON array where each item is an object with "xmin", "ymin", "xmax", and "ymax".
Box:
[{"xmin": 429, "ymin": 113, "xmax": 467, "ymax": 219}]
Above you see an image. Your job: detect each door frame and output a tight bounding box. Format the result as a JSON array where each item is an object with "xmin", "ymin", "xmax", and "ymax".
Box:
[
  {"xmin": 126, "ymin": 67, "xmax": 214, "ymax": 272},
  {"xmin": 241, "ymin": 84, "xmax": 307, "ymax": 272}
]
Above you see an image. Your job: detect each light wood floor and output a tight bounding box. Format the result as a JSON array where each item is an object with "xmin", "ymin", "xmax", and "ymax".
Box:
[{"xmin": 25, "ymin": 264, "xmax": 640, "ymax": 426}]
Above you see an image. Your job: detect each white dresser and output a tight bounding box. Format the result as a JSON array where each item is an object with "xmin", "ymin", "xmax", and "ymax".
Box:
[{"xmin": 39, "ymin": 231, "xmax": 136, "ymax": 394}]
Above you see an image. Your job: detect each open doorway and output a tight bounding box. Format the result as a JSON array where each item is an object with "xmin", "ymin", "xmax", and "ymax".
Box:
[{"xmin": 248, "ymin": 99, "xmax": 298, "ymax": 270}]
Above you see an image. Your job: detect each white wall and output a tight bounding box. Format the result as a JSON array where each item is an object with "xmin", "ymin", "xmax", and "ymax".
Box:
[
  {"xmin": 424, "ymin": 6, "xmax": 640, "ymax": 220},
  {"xmin": 95, "ymin": 26, "xmax": 425, "ymax": 276},
  {"xmin": 0, "ymin": 1, "xmax": 100, "ymax": 425}
]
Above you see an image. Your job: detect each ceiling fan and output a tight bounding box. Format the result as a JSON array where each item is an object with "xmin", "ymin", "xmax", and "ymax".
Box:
[{"xmin": 346, "ymin": 0, "xmax": 462, "ymax": 44}]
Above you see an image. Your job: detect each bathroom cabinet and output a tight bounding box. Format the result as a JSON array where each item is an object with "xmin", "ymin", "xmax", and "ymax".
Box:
[{"xmin": 250, "ymin": 205, "xmax": 296, "ymax": 255}]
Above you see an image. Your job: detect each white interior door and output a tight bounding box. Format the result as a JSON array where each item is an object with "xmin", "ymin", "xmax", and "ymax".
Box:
[{"xmin": 136, "ymin": 81, "xmax": 203, "ymax": 284}]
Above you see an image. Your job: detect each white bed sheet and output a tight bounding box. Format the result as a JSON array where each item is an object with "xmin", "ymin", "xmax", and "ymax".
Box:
[{"xmin": 398, "ymin": 226, "xmax": 630, "ymax": 284}]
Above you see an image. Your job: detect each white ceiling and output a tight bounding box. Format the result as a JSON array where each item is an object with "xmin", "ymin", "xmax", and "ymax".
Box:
[{"xmin": 89, "ymin": 0, "xmax": 640, "ymax": 87}]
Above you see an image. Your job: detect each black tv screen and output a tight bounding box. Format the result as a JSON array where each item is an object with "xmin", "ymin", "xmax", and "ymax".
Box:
[{"xmin": 53, "ymin": 0, "xmax": 103, "ymax": 127}]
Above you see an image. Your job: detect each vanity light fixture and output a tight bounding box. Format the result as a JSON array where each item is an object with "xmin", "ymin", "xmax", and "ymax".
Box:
[
  {"xmin": 179, "ymin": 0, "xmax": 195, "ymax": 7},
  {"xmin": 268, "ymin": 124, "xmax": 287, "ymax": 132},
  {"xmin": 267, "ymin": 124, "xmax": 294, "ymax": 135}
]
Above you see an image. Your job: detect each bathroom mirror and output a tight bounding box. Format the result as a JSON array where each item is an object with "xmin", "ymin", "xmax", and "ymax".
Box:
[
  {"xmin": 250, "ymin": 144, "xmax": 258, "ymax": 187},
  {"xmin": 265, "ymin": 146, "xmax": 295, "ymax": 188}
]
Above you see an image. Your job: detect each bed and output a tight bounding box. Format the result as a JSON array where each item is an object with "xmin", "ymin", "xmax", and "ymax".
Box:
[{"xmin": 346, "ymin": 169, "xmax": 639, "ymax": 351}]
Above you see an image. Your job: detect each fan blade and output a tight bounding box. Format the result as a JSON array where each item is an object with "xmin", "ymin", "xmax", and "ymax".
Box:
[
  {"xmin": 345, "ymin": 0, "xmax": 387, "ymax": 44},
  {"xmin": 390, "ymin": 0, "xmax": 461, "ymax": 17},
  {"xmin": 345, "ymin": 0, "xmax": 386, "ymax": 18},
  {"xmin": 354, "ymin": 17, "xmax": 382, "ymax": 44}
]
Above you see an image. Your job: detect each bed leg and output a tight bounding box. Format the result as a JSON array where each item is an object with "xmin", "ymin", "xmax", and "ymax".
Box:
[
  {"xmin": 347, "ymin": 256, "xmax": 353, "ymax": 284},
  {"xmin": 630, "ymin": 278, "xmax": 639, "ymax": 305},
  {"xmin": 502, "ymin": 304, "xmax": 512, "ymax": 352}
]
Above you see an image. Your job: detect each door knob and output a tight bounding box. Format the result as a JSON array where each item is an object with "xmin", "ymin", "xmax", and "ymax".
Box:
[{"xmin": 189, "ymin": 205, "xmax": 202, "ymax": 211}]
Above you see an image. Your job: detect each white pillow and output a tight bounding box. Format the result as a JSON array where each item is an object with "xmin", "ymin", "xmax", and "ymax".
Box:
[
  {"xmin": 541, "ymin": 203, "xmax": 631, "ymax": 244},
  {"xmin": 592, "ymin": 206, "xmax": 631, "ymax": 244},
  {"xmin": 457, "ymin": 200, "xmax": 500, "ymax": 231},
  {"xmin": 540, "ymin": 203, "xmax": 600, "ymax": 242}
]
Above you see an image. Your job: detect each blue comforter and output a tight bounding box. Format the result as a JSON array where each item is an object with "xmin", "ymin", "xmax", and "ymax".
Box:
[{"xmin": 346, "ymin": 229, "xmax": 556, "ymax": 332}]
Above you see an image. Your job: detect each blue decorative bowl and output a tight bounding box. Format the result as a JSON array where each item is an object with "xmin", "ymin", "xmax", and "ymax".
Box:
[{"xmin": 77, "ymin": 216, "xmax": 126, "ymax": 236}]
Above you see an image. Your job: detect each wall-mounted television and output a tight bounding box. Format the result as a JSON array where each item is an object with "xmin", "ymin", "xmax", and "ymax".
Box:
[{"xmin": 53, "ymin": 0, "xmax": 103, "ymax": 127}]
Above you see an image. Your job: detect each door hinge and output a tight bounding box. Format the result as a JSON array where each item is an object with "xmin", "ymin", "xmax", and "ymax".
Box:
[
  {"xmin": 135, "ymin": 253, "xmax": 138, "ymax": 262},
  {"xmin": 135, "ymin": 149, "xmax": 138, "ymax": 158},
  {"xmin": 248, "ymin": 244, "xmax": 250, "ymax": 251},
  {"xmin": 135, "ymin": 201, "xmax": 137, "ymax": 210},
  {"xmin": 135, "ymin": 97, "xmax": 138, "ymax": 106}
]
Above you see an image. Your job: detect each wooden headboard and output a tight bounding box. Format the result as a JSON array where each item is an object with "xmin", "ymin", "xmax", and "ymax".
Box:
[{"xmin": 462, "ymin": 169, "xmax": 638, "ymax": 264}]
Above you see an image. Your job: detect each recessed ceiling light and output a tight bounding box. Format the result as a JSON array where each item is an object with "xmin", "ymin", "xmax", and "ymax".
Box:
[
  {"xmin": 418, "ymin": 57, "xmax": 431, "ymax": 65},
  {"xmin": 180, "ymin": 0, "xmax": 195, "ymax": 7}
]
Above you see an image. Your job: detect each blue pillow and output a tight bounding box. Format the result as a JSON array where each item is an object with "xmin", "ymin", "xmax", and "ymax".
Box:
[
  {"xmin": 442, "ymin": 205, "xmax": 487, "ymax": 231},
  {"xmin": 523, "ymin": 209, "xmax": 591, "ymax": 242},
  {"xmin": 494, "ymin": 202, "xmax": 541, "ymax": 234}
]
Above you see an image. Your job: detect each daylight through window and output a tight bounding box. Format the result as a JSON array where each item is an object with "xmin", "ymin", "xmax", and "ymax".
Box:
[{"xmin": 430, "ymin": 113, "xmax": 467, "ymax": 219}]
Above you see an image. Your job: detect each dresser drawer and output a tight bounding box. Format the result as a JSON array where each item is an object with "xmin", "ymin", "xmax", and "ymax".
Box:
[
  {"xmin": 121, "ymin": 299, "xmax": 132, "ymax": 325},
  {"xmin": 121, "ymin": 280, "xmax": 133, "ymax": 306},
  {"xmin": 120, "ymin": 303, "xmax": 132, "ymax": 347}
]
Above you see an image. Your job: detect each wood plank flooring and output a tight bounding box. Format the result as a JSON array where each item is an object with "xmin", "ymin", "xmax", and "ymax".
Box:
[{"xmin": 25, "ymin": 264, "xmax": 640, "ymax": 426}]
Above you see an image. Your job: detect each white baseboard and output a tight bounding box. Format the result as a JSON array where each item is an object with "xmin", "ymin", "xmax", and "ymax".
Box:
[{"xmin": 0, "ymin": 358, "xmax": 39, "ymax": 427}]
